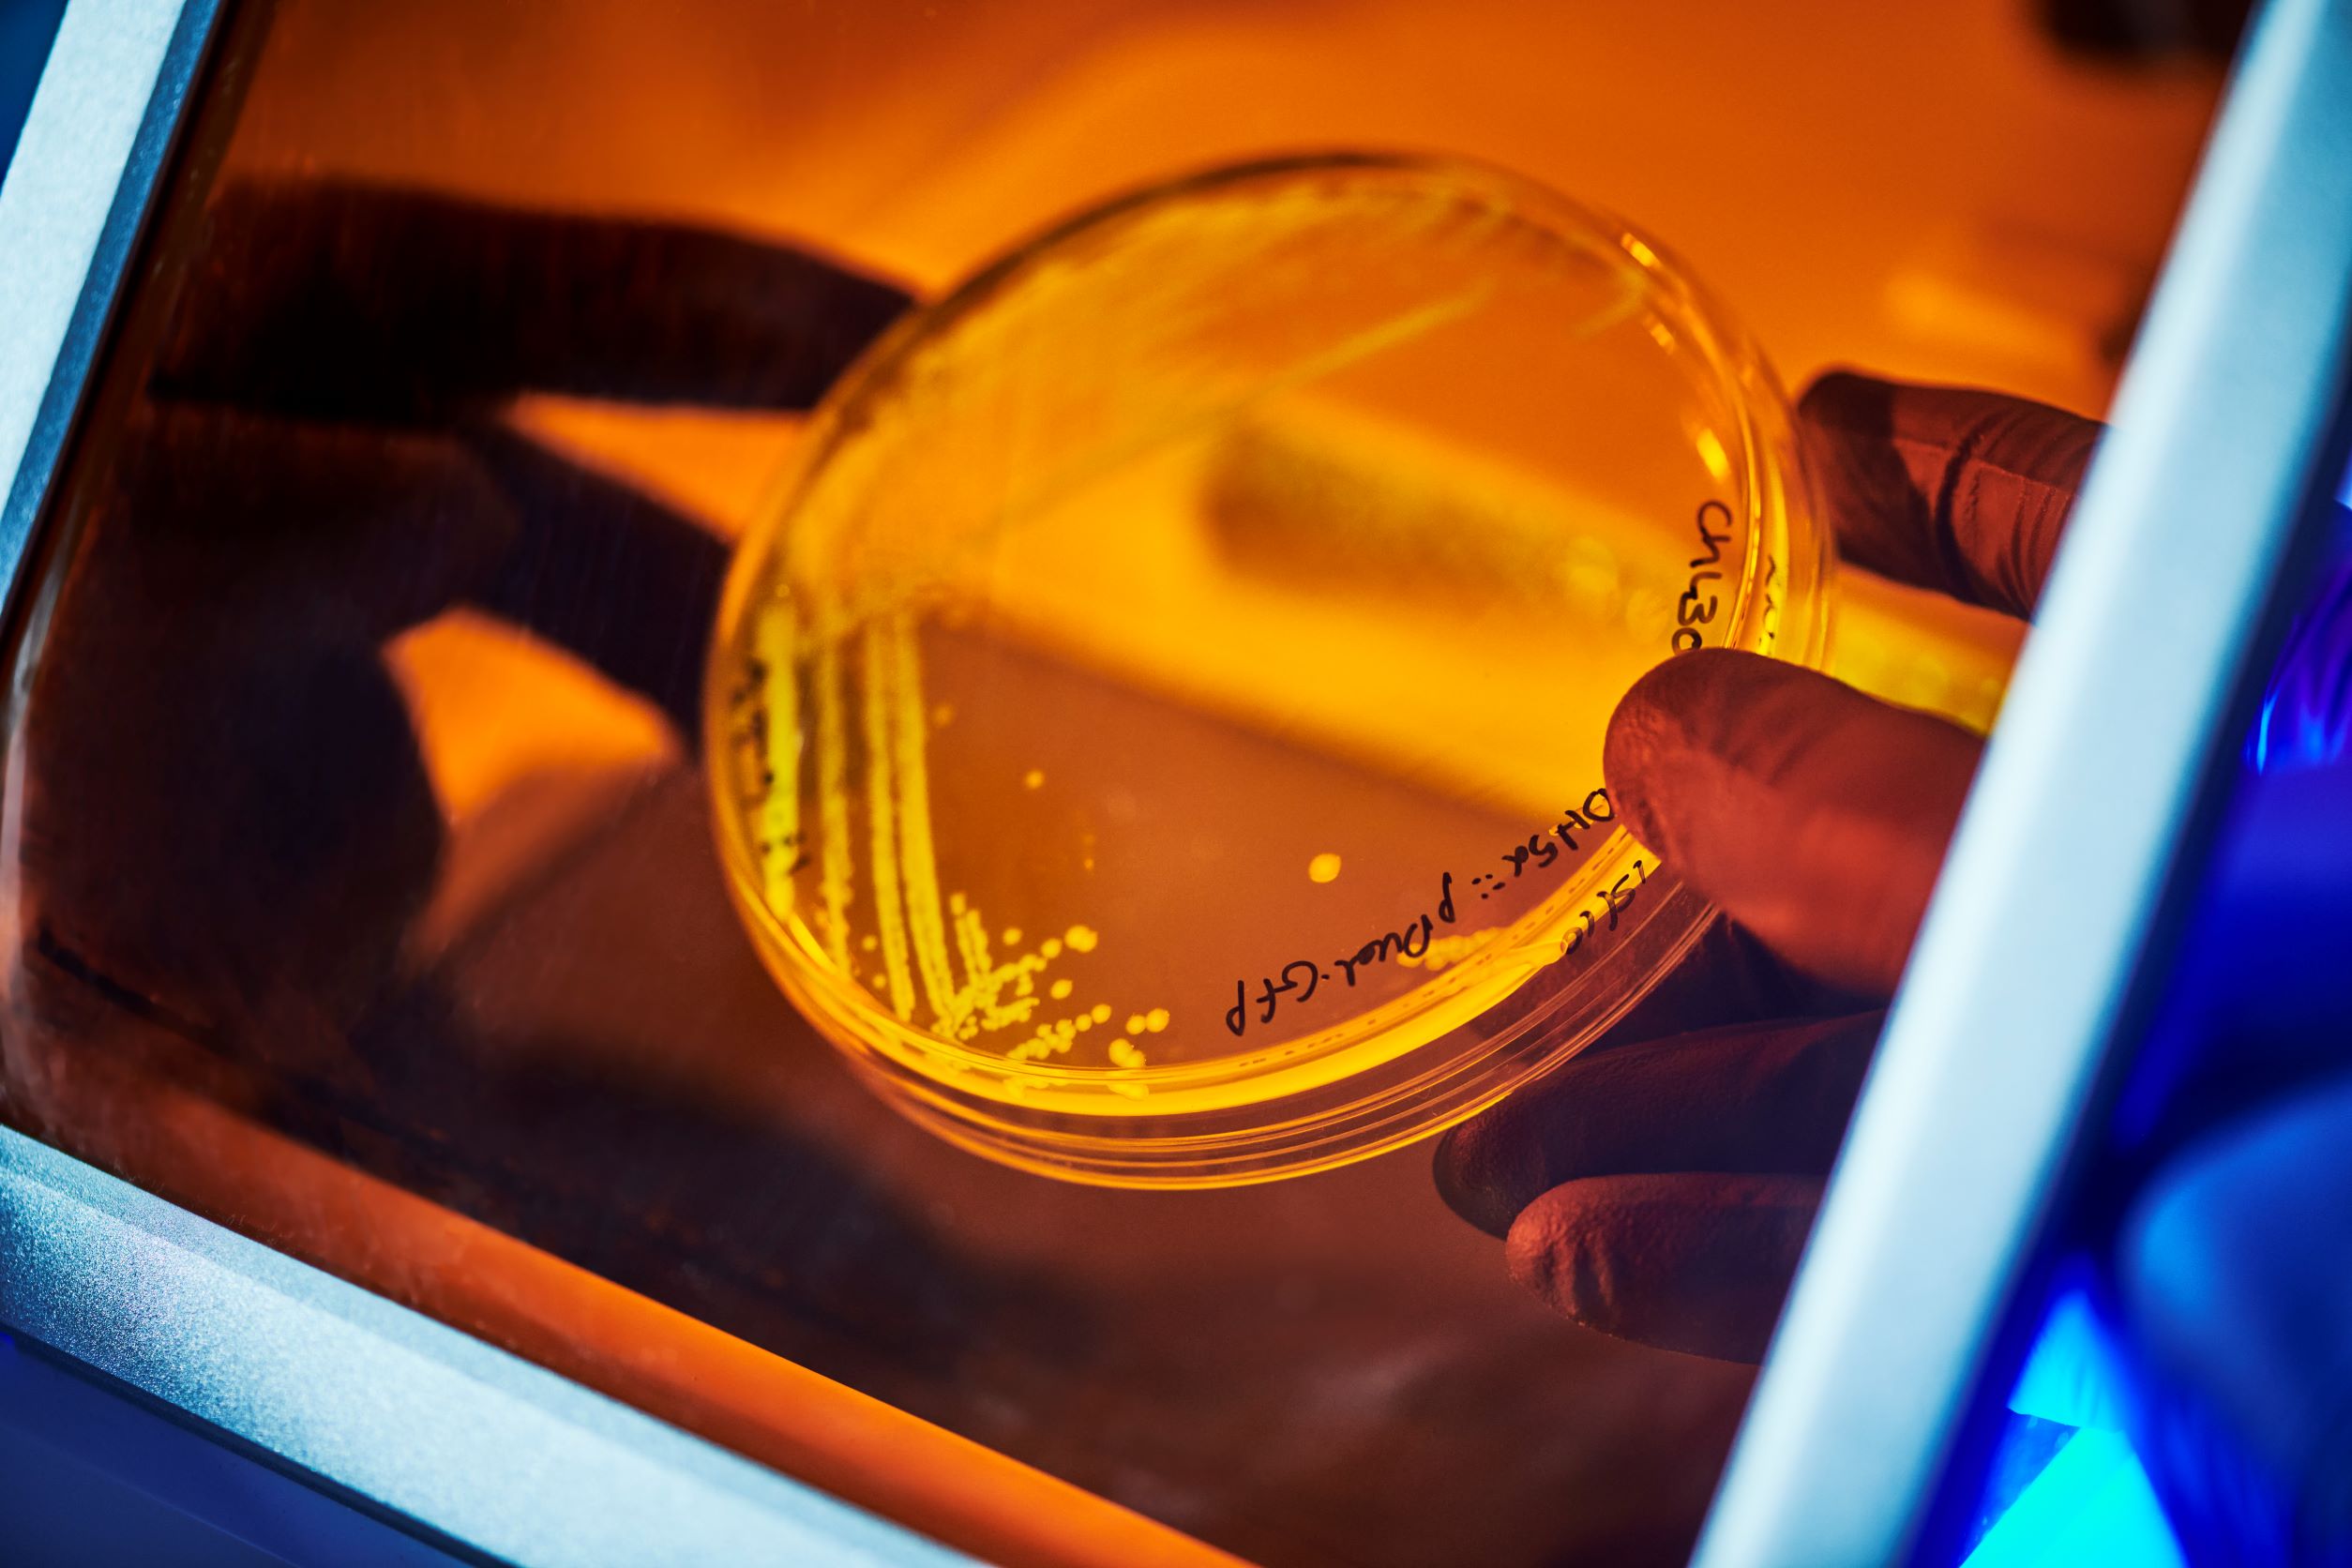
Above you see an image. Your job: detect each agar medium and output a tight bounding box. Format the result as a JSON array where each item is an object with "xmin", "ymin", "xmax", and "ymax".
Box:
[{"xmin": 706, "ymin": 154, "xmax": 1830, "ymax": 1186}]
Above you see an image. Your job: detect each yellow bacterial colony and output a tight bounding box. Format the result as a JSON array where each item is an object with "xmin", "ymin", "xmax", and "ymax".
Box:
[{"xmin": 730, "ymin": 599, "xmax": 1164, "ymax": 1082}]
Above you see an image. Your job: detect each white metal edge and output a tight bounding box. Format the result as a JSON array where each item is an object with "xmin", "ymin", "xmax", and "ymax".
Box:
[
  {"xmin": 1694, "ymin": 1, "xmax": 2352, "ymax": 1562},
  {"xmin": 0, "ymin": 0, "xmax": 188, "ymax": 575}
]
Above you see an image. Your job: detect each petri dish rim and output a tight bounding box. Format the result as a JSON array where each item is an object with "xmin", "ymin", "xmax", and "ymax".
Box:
[{"xmin": 704, "ymin": 150, "xmax": 1824, "ymax": 1163}]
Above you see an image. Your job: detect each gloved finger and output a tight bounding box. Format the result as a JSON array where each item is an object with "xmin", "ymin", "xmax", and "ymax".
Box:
[
  {"xmin": 108, "ymin": 401, "xmax": 517, "ymax": 641},
  {"xmin": 1442, "ymin": 911, "xmax": 1826, "ymax": 1090},
  {"xmin": 1606, "ymin": 647, "xmax": 1982, "ymax": 995},
  {"xmin": 153, "ymin": 178, "xmax": 912, "ymax": 424},
  {"xmin": 1436, "ymin": 1010, "xmax": 1877, "ymax": 1238},
  {"xmin": 1505, "ymin": 1170, "xmax": 1823, "ymax": 1363},
  {"xmin": 1591, "ymin": 912, "xmax": 1850, "ymax": 1043},
  {"xmin": 21, "ymin": 635, "xmax": 441, "ymax": 1093},
  {"xmin": 462, "ymin": 427, "xmax": 728, "ymax": 739},
  {"xmin": 109, "ymin": 407, "xmax": 727, "ymax": 735},
  {"xmin": 1800, "ymin": 370, "xmax": 2100, "ymax": 619}
]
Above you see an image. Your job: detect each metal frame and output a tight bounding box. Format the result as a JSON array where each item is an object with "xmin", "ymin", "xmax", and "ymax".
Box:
[
  {"xmin": 0, "ymin": 1320, "xmax": 477, "ymax": 1566},
  {"xmin": 0, "ymin": 1124, "xmax": 964, "ymax": 1567},
  {"xmin": 0, "ymin": 0, "xmax": 204, "ymax": 582},
  {"xmin": 1694, "ymin": 0, "xmax": 2352, "ymax": 1562},
  {"xmin": 0, "ymin": 3, "xmax": 965, "ymax": 1561},
  {"xmin": 15, "ymin": 0, "xmax": 2345, "ymax": 1560}
]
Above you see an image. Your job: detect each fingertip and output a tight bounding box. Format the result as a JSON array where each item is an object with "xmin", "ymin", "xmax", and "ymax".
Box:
[
  {"xmin": 1433, "ymin": 1116, "xmax": 1531, "ymax": 1240},
  {"xmin": 1505, "ymin": 1173, "xmax": 1821, "ymax": 1363},
  {"xmin": 1606, "ymin": 647, "xmax": 1979, "ymax": 995},
  {"xmin": 1601, "ymin": 687, "xmax": 1671, "ymax": 853},
  {"xmin": 1794, "ymin": 368, "xmax": 1888, "ymax": 438},
  {"xmin": 1794, "ymin": 370, "xmax": 2097, "ymax": 615},
  {"xmin": 1604, "ymin": 648, "xmax": 1794, "ymax": 852},
  {"xmin": 1502, "ymin": 1178, "xmax": 1610, "ymax": 1326}
]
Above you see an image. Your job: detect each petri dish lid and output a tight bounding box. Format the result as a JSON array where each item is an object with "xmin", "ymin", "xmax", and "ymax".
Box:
[{"xmin": 707, "ymin": 153, "xmax": 1830, "ymax": 1186}]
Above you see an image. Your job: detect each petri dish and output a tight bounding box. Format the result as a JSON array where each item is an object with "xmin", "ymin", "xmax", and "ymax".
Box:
[{"xmin": 706, "ymin": 153, "xmax": 1832, "ymax": 1186}]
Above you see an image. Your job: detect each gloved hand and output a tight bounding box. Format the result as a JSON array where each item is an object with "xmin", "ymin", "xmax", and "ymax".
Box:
[
  {"xmin": 1435, "ymin": 369, "xmax": 2101, "ymax": 1363},
  {"xmin": 8, "ymin": 179, "xmax": 906, "ymax": 1091}
]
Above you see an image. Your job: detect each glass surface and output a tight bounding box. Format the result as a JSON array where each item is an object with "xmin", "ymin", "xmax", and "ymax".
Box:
[
  {"xmin": 0, "ymin": 2, "xmax": 2222, "ymax": 1563},
  {"xmin": 711, "ymin": 154, "xmax": 1825, "ymax": 1184}
]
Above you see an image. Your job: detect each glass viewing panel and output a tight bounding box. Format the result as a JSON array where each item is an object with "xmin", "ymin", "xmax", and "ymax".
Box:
[{"xmin": 0, "ymin": 3, "xmax": 2224, "ymax": 1563}]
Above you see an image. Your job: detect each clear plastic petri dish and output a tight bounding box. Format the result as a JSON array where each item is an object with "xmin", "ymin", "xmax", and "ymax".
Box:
[{"xmin": 706, "ymin": 153, "xmax": 1831, "ymax": 1186}]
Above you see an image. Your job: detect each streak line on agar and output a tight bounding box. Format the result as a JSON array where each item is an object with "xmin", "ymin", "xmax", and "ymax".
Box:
[
  {"xmin": 804, "ymin": 282, "xmax": 1500, "ymax": 645},
  {"xmin": 814, "ymin": 635, "xmax": 854, "ymax": 969},
  {"xmin": 755, "ymin": 600, "xmax": 801, "ymax": 912},
  {"xmin": 886, "ymin": 614, "xmax": 964, "ymax": 1031},
  {"xmin": 859, "ymin": 617, "xmax": 916, "ymax": 1020}
]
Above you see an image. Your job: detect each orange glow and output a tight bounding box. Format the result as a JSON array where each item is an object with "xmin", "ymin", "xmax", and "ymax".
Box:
[
  {"xmin": 8, "ymin": 1005, "xmax": 1244, "ymax": 1568},
  {"xmin": 17, "ymin": 3, "xmax": 2218, "ymax": 1560}
]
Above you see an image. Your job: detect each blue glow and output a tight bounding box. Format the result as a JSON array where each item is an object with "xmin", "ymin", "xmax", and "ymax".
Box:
[
  {"xmin": 1947, "ymin": 1288, "xmax": 2182, "ymax": 1568},
  {"xmin": 1948, "ymin": 1286, "xmax": 2189, "ymax": 1568},
  {"xmin": 2249, "ymin": 499, "xmax": 2352, "ymax": 774},
  {"xmin": 2006, "ymin": 1285, "xmax": 2129, "ymax": 1432},
  {"xmin": 1958, "ymin": 1430, "xmax": 2184, "ymax": 1568}
]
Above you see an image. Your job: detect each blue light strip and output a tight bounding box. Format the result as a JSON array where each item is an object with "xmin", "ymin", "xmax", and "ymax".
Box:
[
  {"xmin": 1958, "ymin": 1431, "xmax": 2183, "ymax": 1568},
  {"xmin": 2005, "ymin": 1285, "xmax": 2128, "ymax": 1434}
]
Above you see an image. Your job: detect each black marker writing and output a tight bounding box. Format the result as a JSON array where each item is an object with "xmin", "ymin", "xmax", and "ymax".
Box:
[
  {"xmin": 1560, "ymin": 857, "xmax": 1649, "ymax": 957},
  {"xmin": 1227, "ymin": 790, "xmax": 1625, "ymax": 1038},
  {"xmin": 1673, "ymin": 499, "xmax": 1733, "ymax": 654}
]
